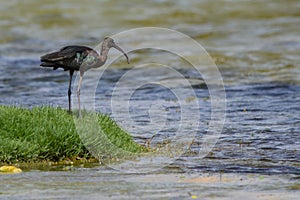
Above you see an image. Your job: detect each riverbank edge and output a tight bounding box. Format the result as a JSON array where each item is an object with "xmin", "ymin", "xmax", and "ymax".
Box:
[{"xmin": 0, "ymin": 105, "xmax": 146, "ymax": 165}]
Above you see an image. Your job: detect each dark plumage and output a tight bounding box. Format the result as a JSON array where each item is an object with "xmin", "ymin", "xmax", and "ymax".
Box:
[{"xmin": 40, "ymin": 37, "xmax": 129, "ymax": 117}]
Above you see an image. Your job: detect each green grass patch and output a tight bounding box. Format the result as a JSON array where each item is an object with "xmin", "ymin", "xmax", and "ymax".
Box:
[{"xmin": 0, "ymin": 105, "xmax": 146, "ymax": 164}]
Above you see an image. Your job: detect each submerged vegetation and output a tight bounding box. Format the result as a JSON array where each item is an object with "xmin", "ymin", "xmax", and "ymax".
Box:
[{"xmin": 0, "ymin": 106, "xmax": 145, "ymax": 164}]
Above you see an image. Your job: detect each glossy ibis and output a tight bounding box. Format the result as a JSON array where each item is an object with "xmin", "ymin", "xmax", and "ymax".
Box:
[{"xmin": 40, "ymin": 37, "xmax": 129, "ymax": 117}]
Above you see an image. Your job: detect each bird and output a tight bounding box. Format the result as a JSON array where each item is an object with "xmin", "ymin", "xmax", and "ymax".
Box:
[{"xmin": 40, "ymin": 37, "xmax": 129, "ymax": 117}]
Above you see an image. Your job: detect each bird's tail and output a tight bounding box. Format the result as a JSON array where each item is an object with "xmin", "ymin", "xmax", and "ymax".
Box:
[
  {"xmin": 40, "ymin": 62, "xmax": 59, "ymax": 70},
  {"xmin": 40, "ymin": 51, "xmax": 65, "ymax": 70}
]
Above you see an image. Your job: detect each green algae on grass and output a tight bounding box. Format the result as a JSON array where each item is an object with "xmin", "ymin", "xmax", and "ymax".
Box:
[
  {"xmin": 287, "ymin": 183, "xmax": 300, "ymax": 190},
  {"xmin": 0, "ymin": 106, "xmax": 145, "ymax": 163}
]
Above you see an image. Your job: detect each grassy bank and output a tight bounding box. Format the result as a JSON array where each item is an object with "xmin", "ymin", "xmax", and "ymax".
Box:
[{"xmin": 0, "ymin": 106, "xmax": 145, "ymax": 164}]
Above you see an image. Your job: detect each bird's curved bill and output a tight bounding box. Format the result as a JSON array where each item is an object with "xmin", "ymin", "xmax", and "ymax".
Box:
[{"xmin": 113, "ymin": 44, "xmax": 130, "ymax": 64}]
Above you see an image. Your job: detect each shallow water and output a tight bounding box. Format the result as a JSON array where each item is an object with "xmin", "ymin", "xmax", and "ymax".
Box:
[
  {"xmin": 0, "ymin": 0, "xmax": 299, "ymax": 199},
  {"xmin": 1, "ymin": 167, "xmax": 300, "ymax": 199}
]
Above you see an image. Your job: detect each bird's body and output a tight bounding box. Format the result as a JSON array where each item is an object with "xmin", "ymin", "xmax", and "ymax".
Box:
[
  {"xmin": 40, "ymin": 37, "xmax": 129, "ymax": 117},
  {"xmin": 41, "ymin": 45, "xmax": 105, "ymax": 72}
]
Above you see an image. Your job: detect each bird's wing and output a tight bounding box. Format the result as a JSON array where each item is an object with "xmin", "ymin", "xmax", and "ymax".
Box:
[
  {"xmin": 59, "ymin": 45, "xmax": 95, "ymax": 56},
  {"xmin": 41, "ymin": 46, "xmax": 97, "ymax": 62},
  {"xmin": 67, "ymin": 46, "xmax": 91, "ymax": 59}
]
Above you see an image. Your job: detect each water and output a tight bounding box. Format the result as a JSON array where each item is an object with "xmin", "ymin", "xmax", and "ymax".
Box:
[
  {"xmin": 0, "ymin": 0, "xmax": 300, "ymax": 199},
  {"xmin": 1, "ymin": 168, "xmax": 299, "ymax": 199}
]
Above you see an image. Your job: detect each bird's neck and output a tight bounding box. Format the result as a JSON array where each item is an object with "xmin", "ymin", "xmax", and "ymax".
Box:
[{"xmin": 99, "ymin": 46, "xmax": 110, "ymax": 63}]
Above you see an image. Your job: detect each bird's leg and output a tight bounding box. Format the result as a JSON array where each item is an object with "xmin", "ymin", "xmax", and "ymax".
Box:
[
  {"xmin": 77, "ymin": 71, "xmax": 84, "ymax": 118},
  {"xmin": 68, "ymin": 70, "xmax": 74, "ymax": 114}
]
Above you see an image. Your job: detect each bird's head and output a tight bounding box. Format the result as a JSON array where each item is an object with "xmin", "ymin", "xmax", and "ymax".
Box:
[{"xmin": 103, "ymin": 37, "xmax": 130, "ymax": 64}]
